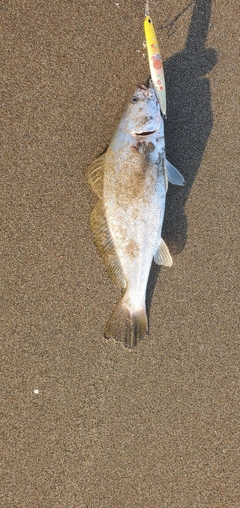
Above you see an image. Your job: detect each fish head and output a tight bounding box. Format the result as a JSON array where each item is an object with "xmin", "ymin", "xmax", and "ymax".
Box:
[{"xmin": 124, "ymin": 82, "xmax": 163, "ymax": 139}]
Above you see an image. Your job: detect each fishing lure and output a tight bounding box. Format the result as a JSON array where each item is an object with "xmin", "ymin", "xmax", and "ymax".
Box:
[{"xmin": 144, "ymin": 2, "xmax": 167, "ymax": 116}]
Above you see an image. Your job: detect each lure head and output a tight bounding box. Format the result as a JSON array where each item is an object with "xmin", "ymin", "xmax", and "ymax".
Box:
[{"xmin": 144, "ymin": 15, "xmax": 154, "ymax": 37}]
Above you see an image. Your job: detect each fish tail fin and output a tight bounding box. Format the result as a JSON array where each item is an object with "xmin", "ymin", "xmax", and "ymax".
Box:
[{"xmin": 104, "ymin": 299, "xmax": 148, "ymax": 349}]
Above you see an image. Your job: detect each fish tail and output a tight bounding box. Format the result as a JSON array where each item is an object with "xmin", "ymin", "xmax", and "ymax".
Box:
[{"xmin": 104, "ymin": 299, "xmax": 148, "ymax": 349}]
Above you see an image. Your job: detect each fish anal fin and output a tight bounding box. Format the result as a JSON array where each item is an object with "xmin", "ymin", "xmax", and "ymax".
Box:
[
  {"xmin": 87, "ymin": 154, "xmax": 105, "ymax": 197},
  {"xmin": 154, "ymin": 238, "xmax": 173, "ymax": 267},
  {"xmin": 90, "ymin": 201, "xmax": 126, "ymax": 289},
  {"xmin": 166, "ymin": 159, "xmax": 185, "ymax": 186}
]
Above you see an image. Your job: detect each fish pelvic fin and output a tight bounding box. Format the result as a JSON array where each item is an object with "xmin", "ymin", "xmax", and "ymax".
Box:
[
  {"xmin": 90, "ymin": 201, "xmax": 126, "ymax": 289},
  {"xmin": 104, "ymin": 299, "xmax": 148, "ymax": 349},
  {"xmin": 87, "ymin": 154, "xmax": 105, "ymax": 197}
]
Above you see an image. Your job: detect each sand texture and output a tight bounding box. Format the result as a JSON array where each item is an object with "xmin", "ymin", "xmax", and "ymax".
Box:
[{"xmin": 1, "ymin": 1, "xmax": 239, "ymax": 506}]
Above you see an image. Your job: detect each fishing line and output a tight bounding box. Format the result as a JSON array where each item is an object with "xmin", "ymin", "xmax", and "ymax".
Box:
[{"xmin": 145, "ymin": 0, "xmax": 150, "ymax": 17}]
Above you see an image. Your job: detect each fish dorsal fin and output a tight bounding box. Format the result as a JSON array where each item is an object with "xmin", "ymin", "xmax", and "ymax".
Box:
[
  {"xmin": 166, "ymin": 159, "xmax": 185, "ymax": 186},
  {"xmin": 87, "ymin": 154, "xmax": 105, "ymax": 197},
  {"xmin": 90, "ymin": 200, "xmax": 127, "ymax": 289},
  {"xmin": 154, "ymin": 238, "xmax": 173, "ymax": 267}
]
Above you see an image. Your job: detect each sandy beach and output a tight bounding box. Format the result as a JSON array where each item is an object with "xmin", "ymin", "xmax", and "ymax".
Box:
[{"xmin": 1, "ymin": 1, "xmax": 239, "ymax": 506}]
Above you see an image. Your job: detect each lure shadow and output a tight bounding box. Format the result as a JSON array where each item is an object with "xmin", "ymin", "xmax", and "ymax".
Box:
[{"xmin": 146, "ymin": 0, "xmax": 217, "ymax": 317}]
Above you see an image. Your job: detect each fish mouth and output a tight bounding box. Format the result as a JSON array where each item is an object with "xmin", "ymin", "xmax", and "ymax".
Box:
[{"xmin": 135, "ymin": 129, "xmax": 156, "ymax": 137}]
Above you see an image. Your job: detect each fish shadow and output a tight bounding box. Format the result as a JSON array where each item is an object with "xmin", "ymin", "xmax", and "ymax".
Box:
[
  {"xmin": 146, "ymin": 0, "xmax": 217, "ymax": 317},
  {"xmin": 146, "ymin": 262, "xmax": 161, "ymax": 324}
]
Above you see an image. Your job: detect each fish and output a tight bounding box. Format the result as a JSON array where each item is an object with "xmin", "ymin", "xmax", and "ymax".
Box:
[
  {"xmin": 144, "ymin": 13, "xmax": 167, "ymax": 116},
  {"xmin": 87, "ymin": 82, "xmax": 184, "ymax": 349}
]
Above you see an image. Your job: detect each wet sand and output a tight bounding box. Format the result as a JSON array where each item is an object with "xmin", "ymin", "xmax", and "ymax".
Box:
[{"xmin": 1, "ymin": 1, "xmax": 239, "ymax": 506}]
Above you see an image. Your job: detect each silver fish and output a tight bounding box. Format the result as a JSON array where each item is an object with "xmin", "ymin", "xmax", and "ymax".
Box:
[{"xmin": 87, "ymin": 82, "xmax": 184, "ymax": 348}]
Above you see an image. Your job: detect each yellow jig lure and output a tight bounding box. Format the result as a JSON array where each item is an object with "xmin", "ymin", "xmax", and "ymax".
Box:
[{"xmin": 144, "ymin": 4, "xmax": 166, "ymax": 116}]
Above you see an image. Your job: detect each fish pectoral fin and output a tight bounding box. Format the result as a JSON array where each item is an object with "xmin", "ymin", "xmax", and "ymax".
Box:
[
  {"xmin": 154, "ymin": 238, "xmax": 173, "ymax": 267},
  {"xmin": 166, "ymin": 159, "xmax": 185, "ymax": 186},
  {"xmin": 87, "ymin": 154, "xmax": 105, "ymax": 197},
  {"xmin": 90, "ymin": 201, "xmax": 127, "ymax": 289}
]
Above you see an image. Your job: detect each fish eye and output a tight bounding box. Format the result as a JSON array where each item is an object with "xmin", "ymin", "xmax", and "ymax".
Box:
[{"xmin": 131, "ymin": 96, "xmax": 139, "ymax": 103}]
